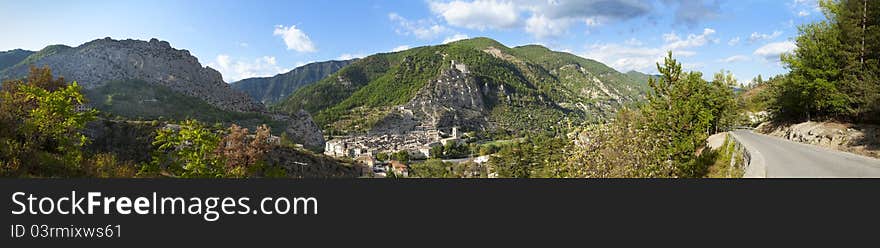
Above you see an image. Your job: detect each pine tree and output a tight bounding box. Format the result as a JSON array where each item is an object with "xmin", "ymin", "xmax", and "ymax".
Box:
[
  {"xmin": 774, "ymin": 2, "xmax": 849, "ymax": 120},
  {"xmin": 709, "ymin": 70, "xmax": 737, "ymax": 133},
  {"xmin": 643, "ymin": 52, "xmax": 714, "ymax": 177}
]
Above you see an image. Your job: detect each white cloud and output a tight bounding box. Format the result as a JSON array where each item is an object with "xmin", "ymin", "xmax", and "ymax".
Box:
[
  {"xmin": 525, "ymin": 14, "xmax": 573, "ymax": 39},
  {"xmin": 584, "ymin": 17, "xmax": 601, "ymax": 27},
  {"xmin": 420, "ymin": 0, "xmax": 725, "ymax": 39},
  {"xmin": 273, "ymin": 24, "xmax": 317, "ymax": 52},
  {"xmin": 294, "ymin": 61, "xmax": 312, "ymax": 68},
  {"xmin": 388, "ymin": 13, "xmax": 450, "ymax": 40},
  {"xmin": 429, "ymin": 0, "xmax": 519, "ymax": 30},
  {"xmin": 728, "ymin": 37, "xmax": 741, "ymax": 46},
  {"xmin": 443, "ymin": 34, "xmax": 469, "ymax": 44},
  {"xmin": 663, "ymin": 28, "xmax": 718, "ymax": 50},
  {"xmin": 717, "ymin": 55, "xmax": 750, "ymax": 63},
  {"xmin": 392, "ymin": 45, "xmax": 411, "ymax": 52},
  {"xmin": 790, "ymin": 0, "xmax": 820, "ymax": 16},
  {"xmin": 582, "ymin": 28, "xmax": 715, "ymax": 73},
  {"xmin": 749, "ymin": 31, "xmax": 783, "ymax": 43},
  {"xmin": 426, "ymin": 0, "xmax": 652, "ymax": 39},
  {"xmin": 239, "ymin": 42, "xmax": 249, "ymax": 47},
  {"xmin": 624, "ymin": 38, "xmax": 643, "ymax": 46},
  {"xmin": 208, "ymin": 55, "xmax": 289, "ymax": 82},
  {"xmin": 754, "ymin": 41, "xmax": 796, "ymax": 61},
  {"xmin": 337, "ymin": 53, "xmax": 365, "ymax": 60},
  {"xmin": 582, "ymin": 43, "xmax": 666, "ymax": 72}
]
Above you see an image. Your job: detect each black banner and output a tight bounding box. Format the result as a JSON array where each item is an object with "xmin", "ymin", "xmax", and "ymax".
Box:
[{"xmin": 2, "ymin": 179, "xmax": 878, "ymax": 246}]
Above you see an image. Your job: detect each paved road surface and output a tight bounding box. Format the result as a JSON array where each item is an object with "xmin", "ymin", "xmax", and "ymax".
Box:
[{"xmin": 731, "ymin": 130, "xmax": 880, "ymax": 178}]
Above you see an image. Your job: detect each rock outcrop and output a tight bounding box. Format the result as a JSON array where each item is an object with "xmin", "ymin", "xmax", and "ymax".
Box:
[
  {"xmin": 265, "ymin": 146, "xmax": 364, "ymax": 178},
  {"xmin": 405, "ymin": 65, "xmax": 489, "ymax": 130},
  {"xmin": 2, "ymin": 37, "xmax": 263, "ymax": 112},
  {"xmin": 757, "ymin": 121, "xmax": 880, "ymax": 158},
  {"xmin": 372, "ymin": 63, "xmax": 490, "ymax": 133},
  {"xmin": 273, "ymin": 110, "xmax": 326, "ymax": 151}
]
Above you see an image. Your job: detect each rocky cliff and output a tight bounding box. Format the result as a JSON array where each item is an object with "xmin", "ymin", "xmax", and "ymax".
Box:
[
  {"xmin": 1, "ymin": 37, "xmax": 263, "ymax": 112},
  {"xmin": 373, "ymin": 64, "xmax": 490, "ymax": 133},
  {"xmin": 272, "ymin": 110, "xmax": 326, "ymax": 151}
]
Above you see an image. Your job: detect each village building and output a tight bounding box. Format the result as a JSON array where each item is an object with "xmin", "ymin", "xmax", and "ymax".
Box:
[
  {"xmin": 355, "ymin": 155, "xmax": 377, "ymax": 168},
  {"xmin": 390, "ymin": 160, "xmax": 408, "ymax": 177}
]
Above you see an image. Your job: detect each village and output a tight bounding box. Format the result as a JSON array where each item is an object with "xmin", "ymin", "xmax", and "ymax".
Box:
[{"xmin": 323, "ymin": 126, "xmax": 491, "ymax": 177}]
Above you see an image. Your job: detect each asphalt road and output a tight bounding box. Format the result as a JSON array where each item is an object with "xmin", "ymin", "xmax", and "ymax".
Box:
[{"xmin": 731, "ymin": 130, "xmax": 880, "ymax": 178}]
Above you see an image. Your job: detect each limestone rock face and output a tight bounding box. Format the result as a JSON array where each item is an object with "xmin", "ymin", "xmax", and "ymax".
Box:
[
  {"xmin": 372, "ymin": 65, "xmax": 490, "ymax": 134},
  {"xmin": 274, "ymin": 110, "xmax": 326, "ymax": 151},
  {"xmin": 406, "ymin": 67, "xmax": 488, "ymax": 131},
  {"xmin": 2, "ymin": 37, "xmax": 263, "ymax": 112}
]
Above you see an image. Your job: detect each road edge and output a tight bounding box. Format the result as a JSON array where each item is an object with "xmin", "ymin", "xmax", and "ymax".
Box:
[{"xmin": 730, "ymin": 131, "xmax": 767, "ymax": 178}]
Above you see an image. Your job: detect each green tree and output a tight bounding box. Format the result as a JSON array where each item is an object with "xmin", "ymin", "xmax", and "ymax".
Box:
[
  {"xmin": 835, "ymin": 0, "xmax": 880, "ymax": 121},
  {"xmin": 487, "ymin": 134, "xmax": 568, "ymax": 178},
  {"xmin": 19, "ymin": 82, "xmax": 98, "ymax": 167},
  {"xmin": 391, "ymin": 150, "xmax": 410, "ymax": 164},
  {"xmin": 708, "ymin": 70, "xmax": 738, "ymax": 133},
  {"xmin": 769, "ymin": 0, "xmax": 879, "ymax": 122},
  {"xmin": 642, "ymin": 52, "xmax": 714, "ymax": 177},
  {"xmin": 1, "ymin": 66, "xmax": 96, "ymax": 176},
  {"xmin": 376, "ymin": 152, "xmax": 389, "ymax": 161},
  {"xmin": 148, "ymin": 119, "xmax": 223, "ymax": 178},
  {"xmin": 776, "ymin": 8, "xmax": 848, "ymax": 120},
  {"xmin": 562, "ymin": 108, "xmax": 669, "ymax": 178},
  {"xmin": 429, "ymin": 145, "xmax": 444, "ymax": 159},
  {"xmin": 411, "ymin": 159, "xmax": 455, "ymax": 178},
  {"xmin": 488, "ymin": 143, "xmax": 533, "ymax": 178}
]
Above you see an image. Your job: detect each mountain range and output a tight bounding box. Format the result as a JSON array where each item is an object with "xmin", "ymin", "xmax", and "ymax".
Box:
[
  {"xmin": 0, "ymin": 49, "xmax": 35, "ymax": 72},
  {"xmin": 231, "ymin": 59, "xmax": 354, "ymax": 105},
  {"xmin": 0, "ymin": 36, "xmax": 652, "ymax": 148},
  {"xmin": 271, "ymin": 37, "xmax": 652, "ymax": 136},
  {"xmin": 0, "ymin": 38, "xmax": 324, "ymax": 150}
]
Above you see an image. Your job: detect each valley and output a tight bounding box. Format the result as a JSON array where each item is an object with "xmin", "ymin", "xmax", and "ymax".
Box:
[
  {"xmin": 2, "ymin": 0, "xmax": 877, "ymax": 178},
  {"xmin": 0, "ymin": 36, "xmax": 652, "ymax": 178}
]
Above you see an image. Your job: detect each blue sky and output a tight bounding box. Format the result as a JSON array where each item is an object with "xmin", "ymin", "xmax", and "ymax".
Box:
[{"xmin": 0, "ymin": 0, "xmax": 824, "ymax": 84}]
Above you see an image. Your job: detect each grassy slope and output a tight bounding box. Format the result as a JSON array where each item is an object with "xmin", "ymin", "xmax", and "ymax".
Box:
[{"xmin": 703, "ymin": 134, "xmax": 746, "ymax": 178}]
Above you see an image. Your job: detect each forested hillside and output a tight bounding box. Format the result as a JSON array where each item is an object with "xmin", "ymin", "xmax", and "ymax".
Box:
[{"xmin": 232, "ymin": 59, "xmax": 354, "ymax": 105}]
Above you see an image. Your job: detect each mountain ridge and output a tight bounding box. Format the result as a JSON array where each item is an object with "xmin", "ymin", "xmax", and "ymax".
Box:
[
  {"xmin": 0, "ymin": 37, "xmax": 326, "ymax": 150},
  {"xmin": 1, "ymin": 37, "xmax": 263, "ymax": 113},
  {"xmin": 232, "ymin": 59, "xmax": 354, "ymax": 105},
  {"xmin": 0, "ymin": 49, "xmax": 35, "ymax": 72},
  {"xmin": 272, "ymin": 37, "xmax": 651, "ymax": 136}
]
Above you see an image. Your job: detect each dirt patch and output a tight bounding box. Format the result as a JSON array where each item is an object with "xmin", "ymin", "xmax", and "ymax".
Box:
[{"xmin": 706, "ymin": 132, "xmax": 728, "ymax": 150}]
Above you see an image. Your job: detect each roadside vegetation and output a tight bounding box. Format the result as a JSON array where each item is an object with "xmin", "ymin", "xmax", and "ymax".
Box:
[
  {"xmin": 756, "ymin": 0, "xmax": 879, "ymax": 124},
  {"xmin": 482, "ymin": 53, "xmax": 742, "ymax": 178},
  {"xmin": 704, "ymin": 134, "xmax": 746, "ymax": 178}
]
